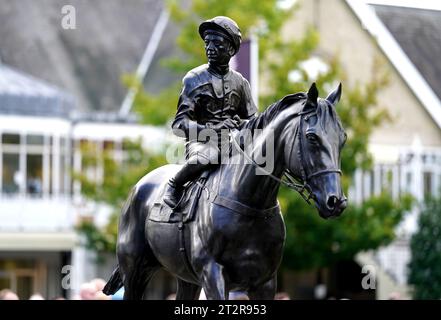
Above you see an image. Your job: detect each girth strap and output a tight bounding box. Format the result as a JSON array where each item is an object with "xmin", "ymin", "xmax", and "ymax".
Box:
[{"xmin": 211, "ymin": 193, "xmax": 280, "ymax": 219}]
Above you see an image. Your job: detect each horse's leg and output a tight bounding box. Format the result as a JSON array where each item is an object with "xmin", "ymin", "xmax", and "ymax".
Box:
[
  {"xmin": 117, "ymin": 195, "xmax": 160, "ymax": 299},
  {"xmin": 247, "ymin": 275, "xmax": 277, "ymax": 300},
  {"xmin": 119, "ymin": 253, "xmax": 160, "ymax": 300},
  {"xmin": 175, "ymin": 279, "xmax": 202, "ymax": 300},
  {"xmin": 201, "ymin": 260, "xmax": 228, "ymax": 300}
]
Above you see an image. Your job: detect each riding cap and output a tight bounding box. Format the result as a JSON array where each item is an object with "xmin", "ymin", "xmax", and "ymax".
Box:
[{"xmin": 198, "ymin": 16, "xmax": 242, "ymax": 55}]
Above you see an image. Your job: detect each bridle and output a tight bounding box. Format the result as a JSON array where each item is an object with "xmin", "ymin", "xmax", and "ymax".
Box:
[{"xmin": 231, "ymin": 108, "xmax": 342, "ymax": 206}]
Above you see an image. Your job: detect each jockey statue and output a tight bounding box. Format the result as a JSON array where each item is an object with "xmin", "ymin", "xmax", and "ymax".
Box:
[{"xmin": 163, "ymin": 16, "xmax": 257, "ymax": 208}]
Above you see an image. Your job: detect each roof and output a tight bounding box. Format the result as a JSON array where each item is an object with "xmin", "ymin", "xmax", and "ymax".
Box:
[
  {"xmin": 0, "ymin": 64, "xmax": 74, "ymax": 118},
  {"xmin": 0, "ymin": 0, "xmax": 181, "ymax": 113},
  {"xmin": 346, "ymin": 0, "xmax": 441, "ymax": 130},
  {"xmin": 372, "ymin": 5, "xmax": 441, "ymax": 102}
]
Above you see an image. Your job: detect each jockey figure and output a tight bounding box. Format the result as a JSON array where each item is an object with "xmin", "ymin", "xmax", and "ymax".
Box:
[{"xmin": 163, "ymin": 16, "xmax": 257, "ymax": 208}]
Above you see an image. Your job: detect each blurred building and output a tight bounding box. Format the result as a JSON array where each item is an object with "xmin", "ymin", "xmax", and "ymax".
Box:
[
  {"xmin": 0, "ymin": 64, "xmax": 75, "ymax": 299},
  {"xmin": 0, "ymin": 0, "xmax": 178, "ymax": 299},
  {"xmin": 0, "ymin": 0, "xmax": 263, "ymax": 300},
  {"xmin": 0, "ymin": 62, "xmax": 169, "ymax": 299},
  {"xmin": 284, "ymin": 0, "xmax": 441, "ymax": 299}
]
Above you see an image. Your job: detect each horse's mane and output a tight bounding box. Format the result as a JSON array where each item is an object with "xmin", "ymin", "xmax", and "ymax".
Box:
[{"xmin": 244, "ymin": 92, "xmax": 307, "ymax": 130}]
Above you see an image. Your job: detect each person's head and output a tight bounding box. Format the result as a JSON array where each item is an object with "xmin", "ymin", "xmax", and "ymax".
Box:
[
  {"xmin": 91, "ymin": 278, "xmax": 111, "ymax": 300},
  {"xmin": 29, "ymin": 293, "xmax": 44, "ymax": 300},
  {"xmin": 388, "ymin": 292, "xmax": 401, "ymax": 300},
  {"xmin": 90, "ymin": 278, "xmax": 106, "ymax": 292},
  {"xmin": 0, "ymin": 289, "xmax": 19, "ymax": 300},
  {"xmin": 275, "ymin": 292, "xmax": 290, "ymax": 300},
  {"xmin": 199, "ymin": 16, "xmax": 241, "ymax": 66},
  {"xmin": 166, "ymin": 293, "xmax": 176, "ymax": 300},
  {"xmin": 79, "ymin": 282, "xmax": 97, "ymax": 300}
]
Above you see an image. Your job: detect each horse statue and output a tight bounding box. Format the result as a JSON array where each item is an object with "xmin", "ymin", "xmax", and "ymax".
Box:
[{"xmin": 103, "ymin": 83, "xmax": 347, "ymax": 300}]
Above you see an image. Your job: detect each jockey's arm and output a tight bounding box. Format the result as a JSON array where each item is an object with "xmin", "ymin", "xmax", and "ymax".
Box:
[{"xmin": 171, "ymin": 114, "xmax": 206, "ymax": 140}]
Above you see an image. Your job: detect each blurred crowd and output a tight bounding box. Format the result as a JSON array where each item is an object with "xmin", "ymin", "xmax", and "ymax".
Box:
[
  {"xmin": 0, "ymin": 281, "xmax": 292, "ymax": 300},
  {"xmin": 0, "ymin": 278, "xmax": 115, "ymax": 300},
  {"xmin": 166, "ymin": 291, "xmax": 291, "ymax": 300},
  {"xmin": 0, "ymin": 285, "xmax": 406, "ymax": 300}
]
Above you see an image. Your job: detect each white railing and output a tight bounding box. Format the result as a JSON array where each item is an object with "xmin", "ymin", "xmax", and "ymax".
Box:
[
  {"xmin": 0, "ymin": 195, "xmax": 75, "ymax": 231},
  {"xmin": 349, "ymin": 146, "xmax": 441, "ymax": 206},
  {"xmin": 349, "ymin": 143, "xmax": 441, "ymax": 285}
]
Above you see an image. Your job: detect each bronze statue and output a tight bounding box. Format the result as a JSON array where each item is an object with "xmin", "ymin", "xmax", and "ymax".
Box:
[
  {"xmin": 163, "ymin": 16, "xmax": 257, "ymax": 209},
  {"xmin": 103, "ymin": 16, "xmax": 347, "ymax": 300}
]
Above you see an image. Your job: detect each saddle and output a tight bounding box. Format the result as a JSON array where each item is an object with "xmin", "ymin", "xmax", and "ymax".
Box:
[{"xmin": 148, "ymin": 171, "xmax": 210, "ymax": 223}]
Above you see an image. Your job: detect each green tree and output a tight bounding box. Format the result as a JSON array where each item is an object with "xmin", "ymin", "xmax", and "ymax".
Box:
[
  {"xmin": 282, "ymin": 190, "xmax": 411, "ymax": 270},
  {"xmin": 408, "ymin": 197, "xmax": 441, "ymax": 299},
  {"xmin": 74, "ymin": 139, "xmax": 167, "ymax": 254}
]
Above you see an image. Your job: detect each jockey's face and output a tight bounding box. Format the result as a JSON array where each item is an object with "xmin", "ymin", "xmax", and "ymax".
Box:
[{"xmin": 204, "ymin": 33, "xmax": 234, "ymax": 66}]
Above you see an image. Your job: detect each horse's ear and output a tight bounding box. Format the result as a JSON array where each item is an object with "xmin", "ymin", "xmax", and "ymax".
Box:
[
  {"xmin": 307, "ymin": 82, "xmax": 319, "ymax": 103},
  {"xmin": 304, "ymin": 82, "xmax": 318, "ymax": 112},
  {"xmin": 326, "ymin": 83, "xmax": 342, "ymax": 106}
]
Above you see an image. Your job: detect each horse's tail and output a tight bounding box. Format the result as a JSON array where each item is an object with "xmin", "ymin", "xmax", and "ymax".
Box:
[{"xmin": 103, "ymin": 266, "xmax": 123, "ymax": 295}]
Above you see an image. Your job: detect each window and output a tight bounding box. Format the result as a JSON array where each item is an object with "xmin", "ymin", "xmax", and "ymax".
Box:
[
  {"xmin": 0, "ymin": 260, "xmax": 37, "ymax": 300},
  {"xmin": 26, "ymin": 135, "xmax": 44, "ymax": 145},
  {"xmin": 423, "ymin": 171, "xmax": 433, "ymax": 198},
  {"xmin": 60, "ymin": 138, "xmax": 70, "ymax": 192},
  {"xmin": 2, "ymin": 133, "xmax": 21, "ymax": 195},
  {"xmin": 2, "ymin": 153, "xmax": 20, "ymax": 194},
  {"xmin": 370, "ymin": 170, "xmax": 375, "ymax": 197},
  {"xmin": 60, "ymin": 138, "xmax": 66, "ymax": 149},
  {"xmin": 406, "ymin": 172, "xmax": 412, "ymax": 192},
  {"xmin": 2, "ymin": 133, "xmax": 20, "ymax": 145},
  {"xmin": 49, "ymin": 148, "xmax": 53, "ymax": 195},
  {"xmin": 25, "ymin": 134, "xmax": 45, "ymax": 197},
  {"xmin": 380, "ymin": 166, "xmax": 393, "ymax": 193},
  {"xmin": 103, "ymin": 140, "xmax": 115, "ymax": 151},
  {"xmin": 26, "ymin": 154, "xmax": 43, "ymax": 196},
  {"xmin": 60, "ymin": 154, "xmax": 66, "ymax": 193},
  {"xmin": 1, "ymin": 132, "xmax": 60, "ymax": 197}
]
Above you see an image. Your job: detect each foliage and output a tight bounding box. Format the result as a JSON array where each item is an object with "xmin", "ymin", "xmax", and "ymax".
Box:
[
  {"xmin": 166, "ymin": 0, "xmax": 293, "ymax": 74},
  {"xmin": 281, "ymin": 191, "xmax": 412, "ymax": 270},
  {"xmin": 408, "ymin": 197, "xmax": 441, "ymax": 299},
  {"xmin": 74, "ymin": 139, "xmax": 167, "ymax": 255},
  {"xmin": 122, "ymin": 74, "xmax": 181, "ymax": 126}
]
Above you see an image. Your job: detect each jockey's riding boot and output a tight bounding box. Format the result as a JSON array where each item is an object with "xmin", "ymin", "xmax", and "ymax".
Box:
[
  {"xmin": 163, "ymin": 162, "xmax": 208, "ymax": 209},
  {"xmin": 163, "ymin": 178, "xmax": 183, "ymax": 209}
]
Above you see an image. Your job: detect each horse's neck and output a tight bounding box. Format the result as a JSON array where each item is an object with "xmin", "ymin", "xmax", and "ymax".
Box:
[{"xmin": 216, "ymin": 104, "xmax": 302, "ymax": 209}]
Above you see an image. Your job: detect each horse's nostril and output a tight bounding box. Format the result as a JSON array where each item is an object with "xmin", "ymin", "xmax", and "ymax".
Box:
[{"xmin": 327, "ymin": 195, "xmax": 338, "ymax": 209}]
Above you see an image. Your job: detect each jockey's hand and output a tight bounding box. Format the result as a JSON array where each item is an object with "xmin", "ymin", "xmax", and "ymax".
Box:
[
  {"xmin": 210, "ymin": 119, "xmax": 237, "ymax": 131},
  {"xmin": 232, "ymin": 115, "xmax": 242, "ymax": 126},
  {"xmin": 223, "ymin": 118, "xmax": 240, "ymax": 129}
]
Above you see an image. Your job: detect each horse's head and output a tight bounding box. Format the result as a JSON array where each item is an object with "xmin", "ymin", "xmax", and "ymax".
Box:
[{"xmin": 287, "ymin": 83, "xmax": 347, "ymax": 219}]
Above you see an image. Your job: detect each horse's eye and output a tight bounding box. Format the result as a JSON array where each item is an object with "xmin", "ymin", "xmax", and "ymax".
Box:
[
  {"xmin": 305, "ymin": 115, "xmax": 318, "ymax": 126},
  {"xmin": 306, "ymin": 133, "xmax": 319, "ymax": 144}
]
